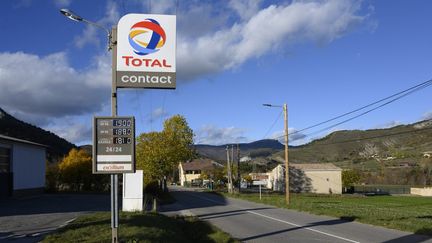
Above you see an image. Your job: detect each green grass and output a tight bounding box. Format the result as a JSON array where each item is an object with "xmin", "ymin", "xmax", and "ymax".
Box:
[
  {"xmin": 43, "ymin": 212, "xmax": 238, "ymax": 243},
  {"xmin": 222, "ymin": 192, "xmax": 432, "ymax": 235}
]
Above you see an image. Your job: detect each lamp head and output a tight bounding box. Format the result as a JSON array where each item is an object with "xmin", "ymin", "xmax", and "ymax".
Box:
[{"xmin": 60, "ymin": 9, "xmax": 83, "ymax": 22}]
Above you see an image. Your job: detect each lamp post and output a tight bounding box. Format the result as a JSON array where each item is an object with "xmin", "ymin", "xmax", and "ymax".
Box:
[
  {"xmin": 263, "ymin": 103, "xmax": 289, "ymax": 205},
  {"xmin": 60, "ymin": 9, "xmax": 119, "ymax": 242}
]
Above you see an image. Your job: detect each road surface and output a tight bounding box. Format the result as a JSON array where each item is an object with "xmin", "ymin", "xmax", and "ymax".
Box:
[
  {"xmin": 0, "ymin": 194, "xmax": 110, "ymax": 242},
  {"xmin": 161, "ymin": 187, "xmax": 432, "ymax": 243}
]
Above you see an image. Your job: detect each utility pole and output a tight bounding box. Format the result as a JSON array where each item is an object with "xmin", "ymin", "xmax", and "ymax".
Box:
[
  {"xmin": 237, "ymin": 144, "xmax": 240, "ymax": 193},
  {"xmin": 226, "ymin": 146, "xmax": 232, "ymax": 194},
  {"xmin": 283, "ymin": 103, "xmax": 290, "ymax": 205}
]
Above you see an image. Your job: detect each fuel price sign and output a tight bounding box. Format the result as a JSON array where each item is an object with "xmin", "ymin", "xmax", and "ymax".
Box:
[{"xmin": 93, "ymin": 116, "xmax": 135, "ymax": 174}]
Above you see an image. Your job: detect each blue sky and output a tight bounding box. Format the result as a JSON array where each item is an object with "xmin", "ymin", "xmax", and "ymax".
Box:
[{"xmin": 0, "ymin": 0, "xmax": 431, "ymax": 146}]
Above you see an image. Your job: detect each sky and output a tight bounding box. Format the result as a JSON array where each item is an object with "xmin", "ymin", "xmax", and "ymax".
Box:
[{"xmin": 0, "ymin": 0, "xmax": 431, "ymax": 146}]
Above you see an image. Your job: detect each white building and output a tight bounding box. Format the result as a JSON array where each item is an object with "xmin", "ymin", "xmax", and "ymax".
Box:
[
  {"xmin": 268, "ymin": 163, "xmax": 342, "ymax": 194},
  {"xmin": 0, "ymin": 135, "xmax": 46, "ymax": 197},
  {"xmin": 178, "ymin": 159, "xmax": 223, "ymax": 186}
]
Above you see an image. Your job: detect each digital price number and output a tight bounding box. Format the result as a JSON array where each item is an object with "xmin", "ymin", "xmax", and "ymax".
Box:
[
  {"xmin": 113, "ymin": 119, "xmax": 132, "ymax": 127},
  {"xmin": 113, "ymin": 137, "xmax": 132, "ymax": 144},
  {"xmin": 113, "ymin": 128, "xmax": 132, "ymax": 136}
]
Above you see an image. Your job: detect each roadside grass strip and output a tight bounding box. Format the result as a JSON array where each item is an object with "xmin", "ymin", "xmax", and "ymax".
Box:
[{"xmin": 43, "ymin": 212, "xmax": 238, "ymax": 243}]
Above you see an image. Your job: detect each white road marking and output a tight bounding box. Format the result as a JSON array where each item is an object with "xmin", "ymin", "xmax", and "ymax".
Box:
[{"xmin": 185, "ymin": 191, "xmax": 360, "ymax": 243}]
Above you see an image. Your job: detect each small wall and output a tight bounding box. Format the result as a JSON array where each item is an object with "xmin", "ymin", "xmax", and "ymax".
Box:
[{"xmin": 411, "ymin": 187, "xmax": 432, "ymax": 196}]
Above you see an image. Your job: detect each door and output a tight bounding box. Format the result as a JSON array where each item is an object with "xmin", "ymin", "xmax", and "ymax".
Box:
[{"xmin": 0, "ymin": 146, "xmax": 12, "ymax": 197}]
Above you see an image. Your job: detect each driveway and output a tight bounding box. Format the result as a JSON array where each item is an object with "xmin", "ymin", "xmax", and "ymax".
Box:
[{"xmin": 0, "ymin": 193, "xmax": 111, "ymax": 242}]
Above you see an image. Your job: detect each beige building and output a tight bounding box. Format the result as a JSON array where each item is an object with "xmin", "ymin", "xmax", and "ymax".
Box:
[
  {"xmin": 268, "ymin": 163, "xmax": 342, "ymax": 194},
  {"xmin": 178, "ymin": 159, "xmax": 223, "ymax": 186}
]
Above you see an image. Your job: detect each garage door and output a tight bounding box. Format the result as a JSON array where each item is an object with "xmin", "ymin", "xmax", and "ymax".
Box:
[{"xmin": 0, "ymin": 146, "xmax": 12, "ymax": 197}]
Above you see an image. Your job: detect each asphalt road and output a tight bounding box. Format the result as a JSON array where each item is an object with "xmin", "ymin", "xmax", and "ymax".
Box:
[
  {"xmin": 161, "ymin": 187, "xmax": 432, "ymax": 243},
  {"xmin": 0, "ymin": 193, "xmax": 110, "ymax": 242}
]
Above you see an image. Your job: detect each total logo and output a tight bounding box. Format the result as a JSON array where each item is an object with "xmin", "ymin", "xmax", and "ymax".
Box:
[
  {"xmin": 122, "ymin": 18, "xmax": 172, "ymax": 68},
  {"xmin": 128, "ymin": 18, "xmax": 165, "ymax": 55}
]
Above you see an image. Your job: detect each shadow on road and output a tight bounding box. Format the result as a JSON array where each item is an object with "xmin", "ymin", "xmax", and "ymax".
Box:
[
  {"xmin": 0, "ymin": 193, "xmax": 111, "ymax": 217},
  {"xmin": 241, "ymin": 216, "xmax": 432, "ymax": 243},
  {"xmin": 160, "ymin": 188, "xmax": 228, "ymax": 214}
]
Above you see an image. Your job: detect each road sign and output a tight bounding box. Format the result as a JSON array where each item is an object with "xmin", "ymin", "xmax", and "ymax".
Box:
[
  {"xmin": 116, "ymin": 14, "xmax": 176, "ymax": 89},
  {"xmin": 253, "ymin": 180, "xmax": 267, "ymax": 186},
  {"xmin": 93, "ymin": 116, "xmax": 135, "ymax": 174}
]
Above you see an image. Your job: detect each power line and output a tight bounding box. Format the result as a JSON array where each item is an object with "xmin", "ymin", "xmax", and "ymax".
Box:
[
  {"xmin": 273, "ymin": 79, "xmax": 432, "ymax": 140},
  {"xmin": 289, "ymin": 79, "xmax": 432, "ymax": 136},
  {"xmin": 303, "ymin": 81, "xmax": 432, "ymax": 138},
  {"xmin": 262, "ymin": 110, "xmax": 283, "ymax": 139},
  {"xmin": 301, "ymin": 121, "xmax": 432, "ymax": 147}
]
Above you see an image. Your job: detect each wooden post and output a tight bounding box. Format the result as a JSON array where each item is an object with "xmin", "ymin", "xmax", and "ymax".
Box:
[{"xmin": 283, "ymin": 103, "xmax": 290, "ymax": 205}]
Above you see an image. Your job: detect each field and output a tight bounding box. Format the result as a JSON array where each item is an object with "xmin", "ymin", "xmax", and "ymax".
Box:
[
  {"xmin": 224, "ymin": 192, "xmax": 432, "ymax": 235},
  {"xmin": 43, "ymin": 212, "xmax": 237, "ymax": 243}
]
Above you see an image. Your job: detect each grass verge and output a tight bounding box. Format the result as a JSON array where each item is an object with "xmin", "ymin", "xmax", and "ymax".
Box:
[
  {"xmin": 221, "ymin": 192, "xmax": 432, "ymax": 235},
  {"xmin": 43, "ymin": 212, "xmax": 238, "ymax": 243}
]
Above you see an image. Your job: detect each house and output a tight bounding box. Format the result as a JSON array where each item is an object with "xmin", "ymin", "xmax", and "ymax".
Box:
[
  {"xmin": 178, "ymin": 159, "xmax": 223, "ymax": 186},
  {"xmin": 267, "ymin": 163, "xmax": 342, "ymax": 194},
  {"xmin": 0, "ymin": 134, "xmax": 46, "ymax": 198}
]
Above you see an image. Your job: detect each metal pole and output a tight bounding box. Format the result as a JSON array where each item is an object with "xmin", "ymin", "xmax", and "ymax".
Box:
[
  {"xmin": 259, "ymin": 184, "xmax": 262, "ymax": 200},
  {"xmin": 111, "ymin": 26, "xmax": 119, "ymax": 243},
  {"xmin": 283, "ymin": 103, "xmax": 290, "ymax": 205},
  {"xmin": 237, "ymin": 144, "xmax": 240, "ymax": 193},
  {"xmin": 226, "ymin": 146, "xmax": 232, "ymax": 194}
]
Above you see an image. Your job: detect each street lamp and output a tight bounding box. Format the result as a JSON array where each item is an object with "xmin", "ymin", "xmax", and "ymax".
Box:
[
  {"xmin": 60, "ymin": 8, "xmax": 113, "ymax": 50},
  {"xmin": 60, "ymin": 9, "xmax": 119, "ymax": 243},
  {"xmin": 263, "ymin": 103, "xmax": 290, "ymax": 205}
]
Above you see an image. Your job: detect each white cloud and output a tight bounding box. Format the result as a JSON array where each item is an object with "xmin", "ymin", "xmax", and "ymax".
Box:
[
  {"xmin": 270, "ymin": 128, "xmax": 307, "ymax": 145},
  {"xmin": 148, "ymin": 107, "xmax": 169, "ymax": 123},
  {"xmin": 54, "ymin": 0, "xmax": 72, "ymax": 8},
  {"xmin": 423, "ymin": 111, "xmax": 432, "ymax": 120},
  {"xmin": 228, "ymin": 0, "xmax": 263, "ymax": 20},
  {"xmin": 196, "ymin": 125, "xmax": 249, "ymax": 145},
  {"xmin": 177, "ymin": 0, "xmax": 365, "ymax": 81},
  {"xmin": 0, "ymin": 51, "xmax": 111, "ymax": 126},
  {"xmin": 374, "ymin": 120, "xmax": 402, "ymax": 129},
  {"xmin": 47, "ymin": 121, "xmax": 92, "ymax": 145},
  {"xmin": 74, "ymin": 1, "xmax": 120, "ymax": 49}
]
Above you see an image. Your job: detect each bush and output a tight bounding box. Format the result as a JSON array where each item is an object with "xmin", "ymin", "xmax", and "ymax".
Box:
[{"xmin": 57, "ymin": 148, "xmax": 109, "ymax": 192}]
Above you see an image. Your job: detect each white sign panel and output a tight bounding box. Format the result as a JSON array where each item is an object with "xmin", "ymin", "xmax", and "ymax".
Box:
[
  {"xmin": 117, "ymin": 14, "xmax": 176, "ymax": 89},
  {"xmin": 253, "ymin": 180, "xmax": 267, "ymax": 186}
]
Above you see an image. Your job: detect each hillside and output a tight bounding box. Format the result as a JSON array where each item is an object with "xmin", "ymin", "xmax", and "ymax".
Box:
[
  {"xmin": 272, "ymin": 119, "xmax": 432, "ymax": 169},
  {"xmin": 195, "ymin": 139, "xmax": 284, "ymax": 162},
  {"xmin": 0, "ymin": 108, "xmax": 76, "ymax": 161}
]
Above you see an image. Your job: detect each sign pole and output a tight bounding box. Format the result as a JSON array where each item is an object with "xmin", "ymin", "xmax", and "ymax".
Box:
[
  {"xmin": 259, "ymin": 184, "xmax": 262, "ymax": 200},
  {"xmin": 111, "ymin": 26, "xmax": 119, "ymax": 243}
]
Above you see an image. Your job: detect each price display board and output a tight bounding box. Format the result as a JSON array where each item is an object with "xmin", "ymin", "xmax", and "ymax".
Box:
[{"xmin": 93, "ymin": 116, "xmax": 135, "ymax": 174}]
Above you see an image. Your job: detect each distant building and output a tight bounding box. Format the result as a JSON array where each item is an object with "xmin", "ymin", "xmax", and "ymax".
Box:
[
  {"xmin": 178, "ymin": 159, "xmax": 223, "ymax": 186},
  {"xmin": 422, "ymin": 151, "xmax": 432, "ymax": 158},
  {"xmin": 0, "ymin": 135, "xmax": 46, "ymax": 197},
  {"xmin": 267, "ymin": 163, "xmax": 342, "ymax": 194}
]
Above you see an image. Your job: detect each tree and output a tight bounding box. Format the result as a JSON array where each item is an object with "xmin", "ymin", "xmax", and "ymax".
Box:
[
  {"xmin": 58, "ymin": 149, "xmax": 92, "ymax": 191},
  {"xmin": 58, "ymin": 148, "xmax": 108, "ymax": 191},
  {"xmin": 420, "ymin": 157, "xmax": 432, "ymax": 185},
  {"xmin": 162, "ymin": 115, "xmax": 195, "ymax": 168},
  {"xmin": 136, "ymin": 115, "xmax": 195, "ymax": 188},
  {"xmin": 342, "ymin": 169, "xmax": 362, "ymax": 187}
]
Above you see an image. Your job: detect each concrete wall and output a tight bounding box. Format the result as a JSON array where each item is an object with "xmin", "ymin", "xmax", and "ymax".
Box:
[
  {"xmin": 411, "ymin": 187, "xmax": 432, "ymax": 196},
  {"xmin": 12, "ymin": 143, "xmax": 45, "ymax": 190},
  {"xmin": 305, "ymin": 170, "xmax": 342, "ymax": 194}
]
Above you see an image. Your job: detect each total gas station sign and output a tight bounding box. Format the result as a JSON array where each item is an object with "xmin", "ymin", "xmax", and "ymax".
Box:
[{"xmin": 116, "ymin": 14, "xmax": 176, "ymax": 89}]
